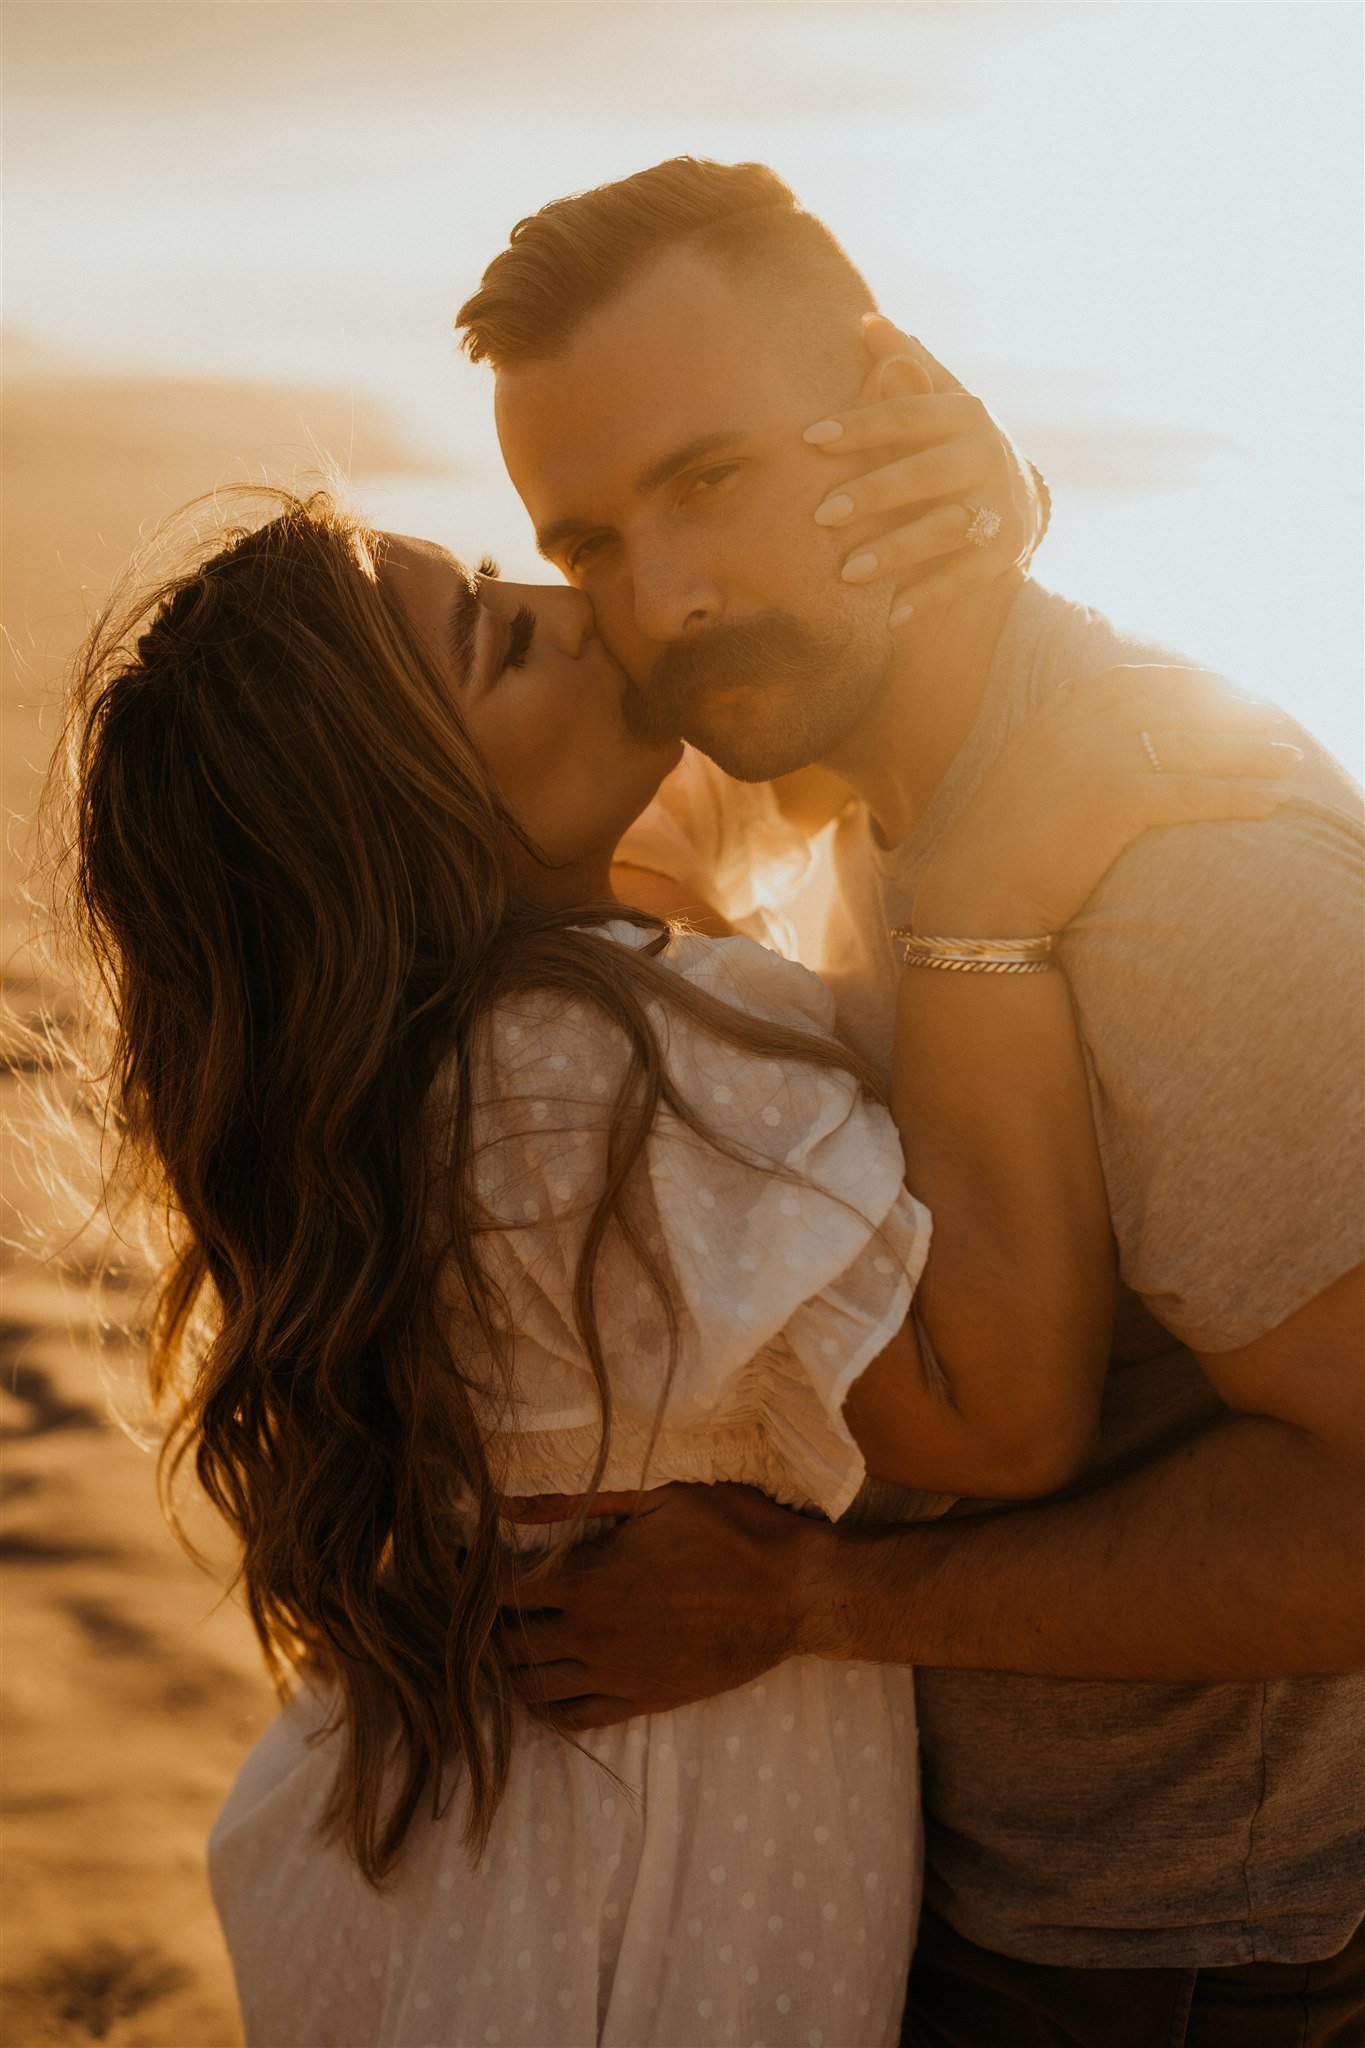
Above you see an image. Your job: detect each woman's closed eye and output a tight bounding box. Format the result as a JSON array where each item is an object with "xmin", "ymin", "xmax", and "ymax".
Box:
[{"xmin": 491, "ymin": 604, "xmax": 537, "ymax": 680}]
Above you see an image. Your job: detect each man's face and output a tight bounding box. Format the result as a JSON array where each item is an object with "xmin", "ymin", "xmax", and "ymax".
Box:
[{"xmin": 493, "ymin": 246, "xmax": 896, "ymax": 781}]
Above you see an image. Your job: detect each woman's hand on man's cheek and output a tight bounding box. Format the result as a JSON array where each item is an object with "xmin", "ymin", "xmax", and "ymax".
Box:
[{"xmin": 805, "ymin": 314, "xmax": 1046, "ymax": 624}]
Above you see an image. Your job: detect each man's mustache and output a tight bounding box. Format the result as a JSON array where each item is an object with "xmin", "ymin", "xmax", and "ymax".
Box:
[{"xmin": 622, "ymin": 613, "xmax": 836, "ymax": 743}]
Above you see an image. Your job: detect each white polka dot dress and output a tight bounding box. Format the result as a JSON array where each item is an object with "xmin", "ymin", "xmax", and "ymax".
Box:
[{"xmin": 208, "ymin": 926, "xmax": 934, "ymax": 2047}]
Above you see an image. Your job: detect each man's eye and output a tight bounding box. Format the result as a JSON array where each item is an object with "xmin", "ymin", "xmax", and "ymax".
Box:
[
  {"xmin": 566, "ymin": 534, "xmax": 612, "ymax": 574},
  {"xmin": 684, "ymin": 465, "xmax": 740, "ymax": 501}
]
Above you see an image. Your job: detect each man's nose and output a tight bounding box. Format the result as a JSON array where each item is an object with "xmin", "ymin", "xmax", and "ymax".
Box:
[{"xmin": 630, "ymin": 545, "xmax": 724, "ymax": 645}]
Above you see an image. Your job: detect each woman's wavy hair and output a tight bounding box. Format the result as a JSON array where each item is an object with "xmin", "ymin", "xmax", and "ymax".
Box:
[{"xmin": 39, "ymin": 485, "xmax": 881, "ymax": 1887}]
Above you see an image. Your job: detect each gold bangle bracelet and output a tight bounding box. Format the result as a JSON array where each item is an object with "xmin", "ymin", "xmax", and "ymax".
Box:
[{"xmin": 889, "ymin": 928, "xmax": 1058, "ymax": 974}]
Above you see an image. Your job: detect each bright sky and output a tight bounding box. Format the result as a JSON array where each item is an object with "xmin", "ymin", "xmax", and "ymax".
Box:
[{"xmin": 5, "ymin": 1, "xmax": 1362, "ymax": 766}]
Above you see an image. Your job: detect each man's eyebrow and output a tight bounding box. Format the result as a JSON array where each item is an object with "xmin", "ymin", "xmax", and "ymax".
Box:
[
  {"xmin": 446, "ymin": 575, "xmax": 481, "ymax": 686},
  {"xmin": 535, "ymin": 515, "xmax": 593, "ymax": 561},
  {"xmin": 534, "ymin": 431, "xmax": 748, "ymax": 560},
  {"xmin": 634, "ymin": 429, "xmax": 747, "ymax": 497}
]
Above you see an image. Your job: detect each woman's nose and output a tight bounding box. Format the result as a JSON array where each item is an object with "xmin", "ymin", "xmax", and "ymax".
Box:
[{"xmin": 515, "ymin": 582, "xmax": 594, "ymax": 658}]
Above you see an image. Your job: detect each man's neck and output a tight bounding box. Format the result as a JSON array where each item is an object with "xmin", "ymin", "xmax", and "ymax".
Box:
[{"xmin": 824, "ymin": 569, "xmax": 1025, "ymax": 850}]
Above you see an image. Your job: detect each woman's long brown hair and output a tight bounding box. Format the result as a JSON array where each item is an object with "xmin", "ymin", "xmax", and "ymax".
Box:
[{"xmin": 38, "ymin": 486, "xmax": 880, "ymax": 1888}]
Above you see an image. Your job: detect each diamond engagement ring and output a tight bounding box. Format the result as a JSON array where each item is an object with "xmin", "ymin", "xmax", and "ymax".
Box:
[
  {"xmin": 1140, "ymin": 730, "xmax": 1164, "ymax": 774},
  {"xmin": 965, "ymin": 504, "xmax": 1003, "ymax": 549}
]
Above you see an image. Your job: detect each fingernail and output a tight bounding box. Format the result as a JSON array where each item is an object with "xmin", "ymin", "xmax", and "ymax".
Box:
[
  {"xmin": 804, "ymin": 419, "xmax": 843, "ymax": 445},
  {"xmin": 889, "ymin": 604, "xmax": 915, "ymax": 628},
  {"xmin": 1272, "ymin": 743, "xmax": 1304, "ymax": 760},
  {"xmin": 842, "ymin": 551, "xmax": 880, "ymax": 583},
  {"xmin": 814, "ymin": 493, "xmax": 854, "ymax": 527}
]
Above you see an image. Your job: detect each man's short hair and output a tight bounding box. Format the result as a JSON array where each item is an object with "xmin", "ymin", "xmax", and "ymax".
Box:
[{"xmin": 456, "ymin": 156, "xmax": 874, "ymax": 372}]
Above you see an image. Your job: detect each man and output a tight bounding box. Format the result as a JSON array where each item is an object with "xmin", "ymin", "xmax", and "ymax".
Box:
[{"xmin": 456, "ymin": 159, "xmax": 1365, "ymax": 2044}]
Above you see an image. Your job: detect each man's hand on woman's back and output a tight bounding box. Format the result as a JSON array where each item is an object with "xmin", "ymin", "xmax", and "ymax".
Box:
[{"xmin": 494, "ymin": 1481, "xmax": 827, "ymax": 1732}]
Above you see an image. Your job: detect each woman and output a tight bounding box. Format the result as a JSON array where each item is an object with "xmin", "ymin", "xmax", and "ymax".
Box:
[{"xmin": 48, "ymin": 455, "xmax": 1293, "ymax": 2048}]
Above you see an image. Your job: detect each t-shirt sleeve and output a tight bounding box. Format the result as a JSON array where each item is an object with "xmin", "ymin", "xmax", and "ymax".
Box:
[
  {"xmin": 1061, "ymin": 782, "xmax": 1365, "ymax": 1352},
  {"xmin": 614, "ymin": 746, "xmax": 815, "ymax": 925},
  {"xmin": 463, "ymin": 933, "xmax": 931, "ymax": 1518}
]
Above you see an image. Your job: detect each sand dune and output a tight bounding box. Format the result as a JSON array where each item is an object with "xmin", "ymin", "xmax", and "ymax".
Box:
[
  {"xmin": 2, "ymin": 1264, "xmax": 272, "ymax": 2046},
  {"xmin": 2, "ymin": 356, "xmax": 447, "ymax": 2045}
]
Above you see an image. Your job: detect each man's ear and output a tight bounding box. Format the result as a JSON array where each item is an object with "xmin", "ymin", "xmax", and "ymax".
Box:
[
  {"xmin": 868, "ymin": 351, "xmax": 935, "ymax": 404},
  {"xmin": 861, "ymin": 313, "xmax": 959, "ymax": 395}
]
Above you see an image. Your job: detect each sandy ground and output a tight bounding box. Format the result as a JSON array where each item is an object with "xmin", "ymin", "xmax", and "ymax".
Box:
[
  {"xmin": 1, "ymin": 1260, "xmax": 274, "ymax": 2047},
  {"xmin": 2, "ymin": 351, "xmax": 446, "ymax": 2046}
]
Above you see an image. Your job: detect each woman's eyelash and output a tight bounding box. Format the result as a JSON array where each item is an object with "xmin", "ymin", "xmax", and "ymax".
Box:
[{"xmin": 500, "ymin": 604, "xmax": 537, "ymax": 672}]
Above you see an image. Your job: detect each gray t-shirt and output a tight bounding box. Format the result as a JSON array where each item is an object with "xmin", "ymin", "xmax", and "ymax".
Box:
[{"xmin": 617, "ymin": 577, "xmax": 1365, "ymax": 1968}]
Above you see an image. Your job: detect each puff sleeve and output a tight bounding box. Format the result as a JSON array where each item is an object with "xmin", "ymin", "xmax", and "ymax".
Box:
[{"xmin": 447, "ymin": 924, "xmax": 931, "ymax": 1520}]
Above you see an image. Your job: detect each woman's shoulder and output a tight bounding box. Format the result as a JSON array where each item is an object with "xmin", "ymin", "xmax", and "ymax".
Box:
[
  {"xmin": 597, "ymin": 916, "xmax": 840, "ymax": 1037},
  {"xmin": 614, "ymin": 747, "xmax": 816, "ymax": 923},
  {"xmin": 460, "ymin": 919, "xmax": 838, "ymax": 1061},
  {"xmin": 426, "ymin": 919, "xmax": 848, "ymax": 1149}
]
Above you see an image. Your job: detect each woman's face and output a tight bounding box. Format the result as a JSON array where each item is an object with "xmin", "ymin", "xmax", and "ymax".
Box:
[{"xmin": 380, "ymin": 535, "xmax": 681, "ymax": 904}]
